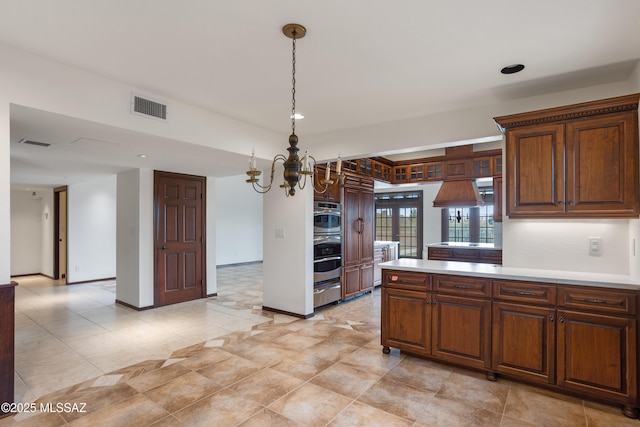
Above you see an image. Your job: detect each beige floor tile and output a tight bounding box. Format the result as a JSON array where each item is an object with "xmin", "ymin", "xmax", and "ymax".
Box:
[
  {"xmin": 436, "ymin": 368, "xmax": 510, "ymax": 414},
  {"xmin": 196, "ymin": 354, "xmax": 264, "ymax": 387},
  {"xmin": 143, "ymin": 371, "xmax": 223, "ymax": 413},
  {"xmin": 172, "ymin": 388, "xmax": 263, "ymax": 427},
  {"xmin": 311, "ymin": 362, "xmax": 380, "ymax": 399},
  {"xmin": 328, "ymin": 401, "xmax": 413, "ymax": 427},
  {"xmin": 66, "ymin": 393, "xmax": 169, "ymax": 427},
  {"xmin": 504, "ymin": 383, "xmax": 587, "ymax": 426},
  {"xmin": 268, "ymin": 382, "xmax": 353, "ymax": 427},
  {"xmin": 414, "ymin": 394, "xmax": 503, "ymax": 427},
  {"xmin": 237, "ymin": 408, "xmax": 299, "ymax": 426},
  {"xmin": 357, "ymin": 376, "xmax": 436, "ymax": 422},
  {"xmin": 228, "ymin": 367, "xmax": 304, "ymax": 405}
]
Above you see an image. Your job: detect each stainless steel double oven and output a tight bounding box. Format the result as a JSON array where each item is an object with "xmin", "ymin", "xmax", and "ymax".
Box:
[{"xmin": 313, "ymin": 201, "xmax": 342, "ymax": 308}]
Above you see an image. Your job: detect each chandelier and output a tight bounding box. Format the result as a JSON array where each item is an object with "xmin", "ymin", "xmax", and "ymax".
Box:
[{"xmin": 246, "ymin": 23, "xmax": 341, "ymax": 196}]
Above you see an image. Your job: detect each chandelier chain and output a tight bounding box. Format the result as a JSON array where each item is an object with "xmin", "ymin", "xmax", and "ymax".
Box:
[{"xmin": 291, "ymin": 31, "xmax": 297, "ymax": 135}]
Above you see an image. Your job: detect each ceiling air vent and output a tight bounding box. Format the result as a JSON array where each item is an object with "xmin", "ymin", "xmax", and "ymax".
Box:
[
  {"xmin": 18, "ymin": 138, "xmax": 51, "ymax": 147},
  {"xmin": 131, "ymin": 94, "xmax": 167, "ymax": 121}
]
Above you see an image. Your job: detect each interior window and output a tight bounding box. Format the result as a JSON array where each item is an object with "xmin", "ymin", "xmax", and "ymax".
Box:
[
  {"xmin": 375, "ymin": 191, "xmax": 423, "ymax": 259},
  {"xmin": 442, "ymin": 187, "xmax": 494, "ymax": 243}
]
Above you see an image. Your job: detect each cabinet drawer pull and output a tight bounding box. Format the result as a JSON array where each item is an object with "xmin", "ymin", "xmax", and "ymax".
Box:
[
  {"xmin": 516, "ymin": 291, "xmax": 534, "ymax": 296},
  {"xmin": 558, "ymin": 200, "xmax": 564, "ymax": 205},
  {"xmin": 426, "ymin": 299, "xmax": 430, "ymax": 304},
  {"xmin": 583, "ymin": 298, "xmax": 609, "ymax": 304},
  {"xmin": 559, "ymin": 317, "xmax": 564, "ymax": 323},
  {"xmin": 453, "ymin": 285, "xmax": 469, "ymax": 289},
  {"xmin": 550, "ymin": 316, "xmax": 555, "ymax": 322}
]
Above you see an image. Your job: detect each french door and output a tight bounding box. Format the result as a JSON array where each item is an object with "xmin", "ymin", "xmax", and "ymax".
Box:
[{"xmin": 375, "ymin": 191, "xmax": 423, "ymax": 259}]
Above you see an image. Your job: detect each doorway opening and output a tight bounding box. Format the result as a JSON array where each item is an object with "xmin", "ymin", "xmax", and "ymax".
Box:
[{"xmin": 53, "ymin": 186, "xmax": 68, "ymax": 282}]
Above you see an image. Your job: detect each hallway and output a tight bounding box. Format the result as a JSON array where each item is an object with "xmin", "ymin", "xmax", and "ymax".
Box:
[{"xmin": 2, "ymin": 264, "xmax": 636, "ymax": 426}]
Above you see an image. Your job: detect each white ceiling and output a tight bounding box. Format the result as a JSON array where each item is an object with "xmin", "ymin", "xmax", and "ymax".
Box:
[{"xmin": 3, "ymin": 0, "xmax": 640, "ymax": 189}]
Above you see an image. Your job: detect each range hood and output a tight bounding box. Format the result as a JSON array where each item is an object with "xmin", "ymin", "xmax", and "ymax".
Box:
[{"xmin": 433, "ymin": 180, "xmax": 485, "ymax": 207}]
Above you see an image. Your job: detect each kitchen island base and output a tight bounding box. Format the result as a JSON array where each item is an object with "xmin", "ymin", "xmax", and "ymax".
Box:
[{"xmin": 380, "ymin": 264, "xmax": 639, "ymax": 419}]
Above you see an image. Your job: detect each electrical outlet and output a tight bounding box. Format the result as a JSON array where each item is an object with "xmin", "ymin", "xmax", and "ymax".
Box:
[
  {"xmin": 588, "ymin": 237, "xmax": 602, "ymax": 256},
  {"xmin": 275, "ymin": 228, "xmax": 285, "ymax": 239}
]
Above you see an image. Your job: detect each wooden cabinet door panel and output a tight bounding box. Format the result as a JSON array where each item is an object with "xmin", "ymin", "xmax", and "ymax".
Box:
[
  {"xmin": 506, "ymin": 123, "xmax": 565, "ymax": 216},
  {"xmin": 343, "ymin": 265, "xmax": 361, "ymax": 298},
  {"xmin": 566, "ymin": 113, "xmax": 639, "ymax": 215},
  {"xmin": 360, "ymin": 262, "xmax": 374, "ymax": 292},
  {"xmin": 382, "ymin": 288, "xmax": 431, "ymax": 355},
  {"xmin": 492, "ymin": 302, "xmax": 556, "ymax": 384},
  {"xmin": 557, "ymin": 310, "xmax": 637, "ymax": 403},
  {"xmin": 432, "ymin": 294, "xmax": 491, "ymax": 369},
  {"xmin": 343, "ymin": 186, "xmax": 361, "ymax": 267},
  {"xmin": 360, "ymin": 188, "xmax": 375, "ymax": 264}
]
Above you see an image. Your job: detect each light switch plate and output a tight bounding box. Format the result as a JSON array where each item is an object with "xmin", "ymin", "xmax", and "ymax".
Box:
[{"xmin": 588, "ymin": 237, "xmax": 602, "ymax": 256}]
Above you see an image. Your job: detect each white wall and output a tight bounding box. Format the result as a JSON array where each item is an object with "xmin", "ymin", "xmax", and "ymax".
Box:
[
  {"xmin": 215, "ymin": 175, "xmax": 263, "ymax": 265},
  {"xmin": 503, "ymin": 218, "xmax": 633, "ymax": 275},
  {"xmin": 0, "ymin": 103, "xmax": 9, "ymax": 284},
  {"xmin": 10, "ymin": 190, "xmax": 43, "ymax": 275},
  {"xmin": 10, "ymin": 189, "xmax": 55, "ymax": 277},
  {"xmin": 67, "ymin": 175, "xmax": 117, "ymax": 283},
  {"xmin": 262, "ymin": 165, "xmax": 314, "ymax": 317},
  {"xmin": 116, "ymin": 169, "xmax": 154, "ymax": 308}
]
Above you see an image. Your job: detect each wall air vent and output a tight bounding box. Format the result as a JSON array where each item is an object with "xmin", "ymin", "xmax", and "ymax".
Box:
[
  {"xmin": 18, "ymin": 138, "xmax": 51, "ymax": 147},
  {"xmin": 131, "ymin": 93, "xmax": 167, "ymax": 121}
]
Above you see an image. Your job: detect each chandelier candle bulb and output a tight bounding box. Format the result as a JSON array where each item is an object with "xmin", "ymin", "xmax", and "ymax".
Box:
[
  {"xmin": 336, "ymin": 158, "xmax": 341, "ymax": 175},
  {"xmin": 326, "ymin": 162, "xmax": 331, "ymax": 180}
]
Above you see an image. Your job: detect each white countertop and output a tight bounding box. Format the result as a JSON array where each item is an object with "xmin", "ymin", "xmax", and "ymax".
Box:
[
  {"xmin": 379, "ymin": 258, "xmax": 640, "ymax": 290},
  {"xmin": 374, "ymin": 241, "xmax": 400, "ymax": 247}
]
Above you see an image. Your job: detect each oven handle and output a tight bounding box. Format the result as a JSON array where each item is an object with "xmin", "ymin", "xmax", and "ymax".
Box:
[
  {"xmin": 314, "ymin": 283, "xmax": 341, "ymax": 295},
  {"xmin": 314, "ymin": 256, "xmax": 342, "ymax": 264}
]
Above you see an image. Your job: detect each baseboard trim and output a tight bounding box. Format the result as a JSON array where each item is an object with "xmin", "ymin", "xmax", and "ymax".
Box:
[
  {"xmin": 217, "ymin": 260, "xmax": 263, "ymax": 268},
  {"xmin": 115, "ymin": 299, "xmax": 154, "ymax": 311},
  {"xmin": 261, "ymin": 305, "xmax": 314, "ymax": 319},
  {"xmin": 67, "ymin": 277, "xmax": 116, "ymax": 285}
]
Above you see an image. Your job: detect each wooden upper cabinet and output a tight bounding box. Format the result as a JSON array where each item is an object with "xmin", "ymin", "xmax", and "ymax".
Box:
[
  {"xmin": 566, "ymin": 114, "xmax": 638, "ymax": 216},
  {"xmin": 496, "ymin": 94, "xmax": 640, "ymax": 218}
]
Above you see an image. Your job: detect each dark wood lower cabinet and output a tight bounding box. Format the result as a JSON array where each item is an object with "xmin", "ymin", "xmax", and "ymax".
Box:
[
  {"xmin": 492, "ymin": 302, "xmax": 556, "ymax": 384},
  {"xmin": 0, "ymin": 282, "xmax": 17, "ymax": 418},
  {"xmin": 381, "ymin": 287, "xmax": 431, "ymax": 355},
  {"xmin": 381, "ymin": 269, "xmax": 640, "ymax": 418},
  {"xmin": 557, "ymin": 310, "xmax": 637, "ymax": 416},
  {"xmin": 432, "ymin": 294, "xmax": 491, "ymax": 370}
]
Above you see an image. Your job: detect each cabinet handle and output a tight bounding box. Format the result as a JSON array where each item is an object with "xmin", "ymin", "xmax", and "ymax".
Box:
[
  {"xmin": 558, "ymin": 200, "xmax": 564, "ymax": 205},
  {"xmin": 559, "ymin": 317, "xmax": 564, "ymax": 323},
  {"xmin": 568, "ymin": 200, "xmax": 574, "ymax": 206},
  {"xmin": 426, "ymin": 299, "xmax": 430, "ymax": 304},
  {"xmin": 550, "ymin": 316, "xmax": 555, "ymax": 322},
  {"xmin": 432, "ymin": 301, "xmax": 437, "ymax": 305},
  {"xmin": 583, "ymin": 298, "xmax": 609, "ymax": 304},
  {"xmin": 516, "ymin": 291, "xmax": 534, "ymax": 296},
  {"xmin": 453, "ymin": 285, "xmax": 469, "ymax": 289}
]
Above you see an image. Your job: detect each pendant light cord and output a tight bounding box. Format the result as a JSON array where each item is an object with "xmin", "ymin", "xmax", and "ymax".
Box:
[{"xmin": 291, "ymin": 31, "xmax": 297, "ymax": 135}]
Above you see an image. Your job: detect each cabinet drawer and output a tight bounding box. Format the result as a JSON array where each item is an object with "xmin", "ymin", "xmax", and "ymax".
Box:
[
  {"xmin": 432, "ymin": 274, "xmax": 490, "ymax": 298},
  {"xmin": 383, "ymin": 270, "xmax": 429, "ymax": 291},
  {"xmin": 558, "ymin": 286, "xmax": 637, "ymax": 316},
  {"xmin": 492, "ymin": 280, "xmax": 556, "ymax": 305},
  {"xmin": 451, "ymin": 249, "xmax": 479, "ymax": 261},
  {"xmin": 478, "ymin": 250, "xmax": 502, "ymax": 265}
]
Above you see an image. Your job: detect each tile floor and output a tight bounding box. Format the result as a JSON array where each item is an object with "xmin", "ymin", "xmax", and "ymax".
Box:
[{"xmin": 1, "ymin": 263, "xmax": 638, "ymax": 426}]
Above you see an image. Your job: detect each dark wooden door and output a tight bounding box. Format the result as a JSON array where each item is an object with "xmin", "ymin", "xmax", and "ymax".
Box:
[
  {"xmin": 566, "ymin": 112, "xmax": 638, "ymax": 216},
  {"xmin": 154, "ymin": 171, "xmax": 205, "ymax": 306},
  {"xmin": 557, "ymin": 310, "xmax": 637, "ymax": 404},
  {"xmin": 431, "ymin": 294, "xmax": 491, "ymax": 370},
  {"xmin": 506, "ymin": 123, "xmax": 565, "ymax": 216},
  {"xmin": 492, "ymin": 302, "xmax": 556, "ymax": 384},
  {"xmin": 381, "ymin": 287, "xmax": 431, "ymax": 356}
]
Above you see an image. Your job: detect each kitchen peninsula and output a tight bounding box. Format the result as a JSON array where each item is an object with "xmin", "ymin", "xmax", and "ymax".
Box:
[{"xmin": 380, "ymin": 258, "xmax": 640, "ymax": 418}]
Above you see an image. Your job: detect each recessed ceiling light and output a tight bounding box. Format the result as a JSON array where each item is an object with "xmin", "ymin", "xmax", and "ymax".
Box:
[
  {"xmin": 501, "ymin": 64, "xmax": 525, "ymax": 74},
  {"xmin": 138, "ymin": 154, "xmax": 148, "ymax": 158},
  {"xmin": 290, "ymin": 113, "xmax": 304, "ymax": 120}
]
